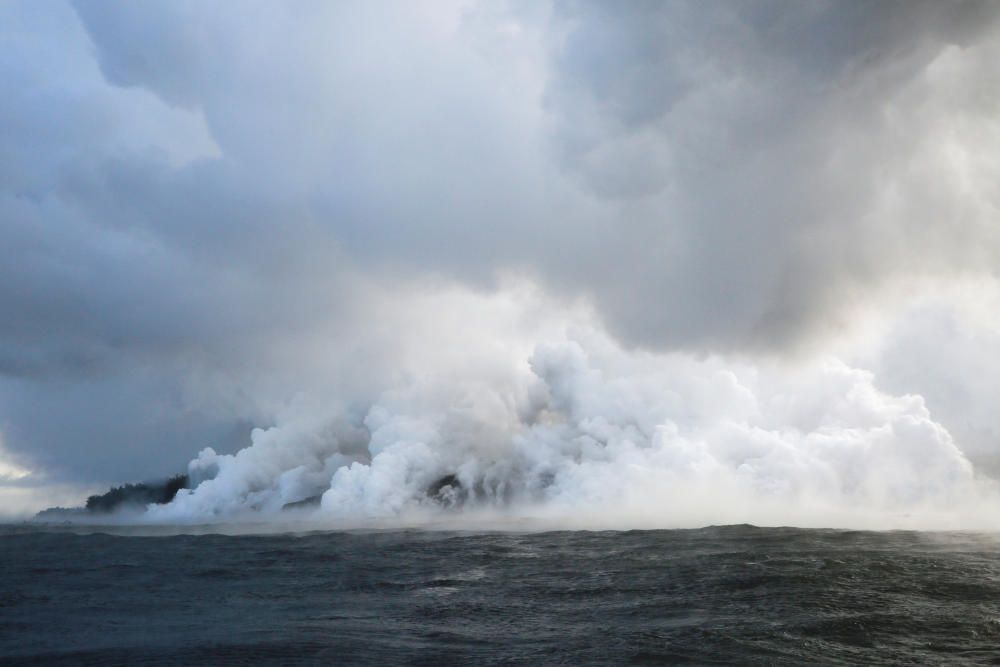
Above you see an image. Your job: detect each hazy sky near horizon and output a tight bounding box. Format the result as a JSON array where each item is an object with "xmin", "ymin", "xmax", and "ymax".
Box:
[{"xmin": 2, "ymin": 0, "xmax": 1000, "ymax": 515}]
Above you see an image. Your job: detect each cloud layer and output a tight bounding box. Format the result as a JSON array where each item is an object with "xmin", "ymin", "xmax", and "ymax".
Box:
[{"xmin": 2, "ymin": 1, "xmax": 999, "ymax": 521}]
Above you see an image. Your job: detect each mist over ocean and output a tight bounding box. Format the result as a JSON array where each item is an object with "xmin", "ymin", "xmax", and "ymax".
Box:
[{"xmin": 4, "ymin": 524, "xmax": 1000, "ymax": 665}]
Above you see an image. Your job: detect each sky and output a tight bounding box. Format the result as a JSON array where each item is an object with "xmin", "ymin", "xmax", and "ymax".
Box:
[{"xmin": 2, "ymin": 0, "xmax": 1000, "ymax": 525}]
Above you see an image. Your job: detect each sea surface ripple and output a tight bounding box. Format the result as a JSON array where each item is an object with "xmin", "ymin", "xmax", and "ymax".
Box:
[{"xmin": 3, "ymin": 524, "xmax": 1000, "ymax": 664}]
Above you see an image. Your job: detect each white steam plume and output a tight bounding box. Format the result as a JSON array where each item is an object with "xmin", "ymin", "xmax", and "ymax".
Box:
[{"xmin": 148, "ymin": 327, "xmax": 992, "ymax": 529}]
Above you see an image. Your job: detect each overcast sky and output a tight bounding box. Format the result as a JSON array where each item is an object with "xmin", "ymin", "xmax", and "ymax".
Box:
[{"xmin": 2, "ymin": 1, "xmax": 1000, "ymax": 516}]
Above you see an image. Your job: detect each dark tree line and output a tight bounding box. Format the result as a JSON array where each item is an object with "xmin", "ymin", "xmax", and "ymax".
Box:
[{"xmin": 85, "ymin": 474, "xmax": 188, "ymax": 513}]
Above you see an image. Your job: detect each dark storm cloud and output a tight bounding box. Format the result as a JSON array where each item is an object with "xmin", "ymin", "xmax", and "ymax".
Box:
[
  {"xmin": 68, "ymin": 0, "xmax": 1000, "ymax": 353},
  {"xmin": 1, "ymin": 0, "xmax": 999, "ymax": 490},
  {"xmin": 542, "ymin": 0, "xmax": 1000, "ymax": 350}
]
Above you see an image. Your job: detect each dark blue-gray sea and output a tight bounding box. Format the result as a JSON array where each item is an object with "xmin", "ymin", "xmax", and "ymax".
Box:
[{"xmin": 3, "ymin": 524, "xmax": 1000, "ymax": 665}]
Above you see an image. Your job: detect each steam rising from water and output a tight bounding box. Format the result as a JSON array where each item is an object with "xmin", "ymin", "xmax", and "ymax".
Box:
[
  {"xmin": 148, "ymin": 329, "xmax": 992, "ymax": 529},
  {"xmin": 5, "ymin": 2, "xmax": 1000, "ymax": 528}
]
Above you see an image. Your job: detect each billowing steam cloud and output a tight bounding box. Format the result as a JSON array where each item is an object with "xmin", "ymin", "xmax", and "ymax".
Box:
[{"xmin": 148, "ymin": 329, "xmax": 988, "ymax": 528}]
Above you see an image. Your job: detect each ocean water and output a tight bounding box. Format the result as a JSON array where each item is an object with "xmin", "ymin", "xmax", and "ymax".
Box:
[{"xmin": 2, "ymin": 524, "xmax": 1000, "ymax": 665}]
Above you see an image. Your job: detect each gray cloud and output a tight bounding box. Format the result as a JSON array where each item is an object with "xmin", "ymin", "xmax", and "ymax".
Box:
[
  {"xmin": 1, "ymin": 0, "xmax": 999, "ymax": 494},
  {"xmin": 543, "ymin": 0, "xmax": 1000, "ymax": 350}
]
